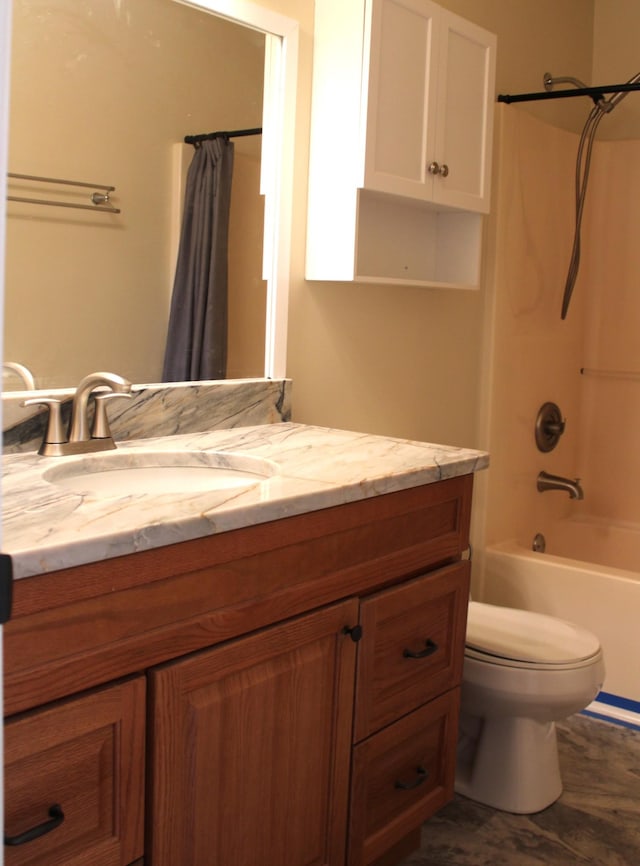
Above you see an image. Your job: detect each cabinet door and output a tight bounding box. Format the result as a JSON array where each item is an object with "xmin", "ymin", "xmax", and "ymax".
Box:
[
  {"xmin": 362, "ymin": 0, "xmax": 439, "ymax": 198},
  {"xmin": 362, "ymin": 0, "xmax": 495, "ymax": 212},
  {"xmin": 4, "ymin": 677, "xmax": 145, "ymax": 866},
  {"xmin": 432, "ymin": 9, "xmax": 496, "ymax": 212},
  {"xmin": 148, "ymin": 600, "xmax": 358, "ymax": 866}
]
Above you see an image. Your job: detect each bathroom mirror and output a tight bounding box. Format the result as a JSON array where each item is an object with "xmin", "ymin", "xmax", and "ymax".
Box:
[{"xmin": 2, "ymin": 0, "xmax": 297, "ymax": 391}]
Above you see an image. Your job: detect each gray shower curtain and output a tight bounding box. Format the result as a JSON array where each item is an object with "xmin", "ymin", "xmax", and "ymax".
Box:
[{"xmin": 162, "ymin": 136, "xmax": 234, "ymax": 381}]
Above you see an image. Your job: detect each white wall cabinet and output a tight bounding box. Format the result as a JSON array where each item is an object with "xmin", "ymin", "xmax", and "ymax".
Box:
[{"xmin": 306, "ymin": 0, "xmax": 496, "ymax": 288}]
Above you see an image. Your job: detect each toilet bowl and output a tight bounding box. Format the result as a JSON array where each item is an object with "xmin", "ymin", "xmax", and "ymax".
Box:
[{"xmin": 455, "ymin": 601, "xmax": 605, "ymax": 814}]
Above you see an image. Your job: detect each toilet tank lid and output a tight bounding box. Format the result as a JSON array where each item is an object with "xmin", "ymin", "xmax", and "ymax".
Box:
[{"xmin": 466, "ymin": 601, "xmax": 601, "ymax": 664}]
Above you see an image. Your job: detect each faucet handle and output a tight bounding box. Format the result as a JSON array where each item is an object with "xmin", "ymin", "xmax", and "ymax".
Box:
[
  {"xmin": 22, "ymin": 398, "xmax": 67, "ymax": 451},
  {"xmin": 92, "ymin": 392, "xmax": 132, "ymax": 439}
]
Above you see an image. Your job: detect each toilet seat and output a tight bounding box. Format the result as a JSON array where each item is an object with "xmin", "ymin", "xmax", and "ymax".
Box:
[{"xmin": 465, "ymin": 601, "xmax": 602, "ymax": 669}]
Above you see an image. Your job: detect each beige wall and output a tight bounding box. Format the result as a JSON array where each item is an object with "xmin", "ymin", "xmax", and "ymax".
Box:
[
  {"xmin": 10, "ymin": 0, "xmax": 640, "ymax": 453},
  {"xmin": 255, "ymin": 0, "xmax": 640, "ymax": 580},
  {"xmin": 593, "ymin": 0, "xmax": 640, "ymax": 139},
  {"xmin": 5, "ymin": 0, "xmax": 264, "ymax": 389},
  {"xmin": 436, "ymin": 0, "xmax": 594, "ymax": 134},
  {"xmin": 260, "ymin": 0, "xmax": 596, "ymax": 449}
]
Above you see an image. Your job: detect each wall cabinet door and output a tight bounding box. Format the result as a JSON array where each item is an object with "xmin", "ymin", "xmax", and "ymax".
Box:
[
  {"xmin": 362, "ymin": 0, "xmax": 495, "ymax": 213},
  {"xmin": 148, "ymin": 600, "xmax": 358, "ymax": 866},
  {"xmin": 432, "ymin": 9, "xmax": 496, "ymax": 211},
  {"xmin": 361, "ymin": 0, "xmax": 438, "ymax": 198},
  {"xmin": 363, "ymin": 0, "xmax": 438, "ymax": 198}
]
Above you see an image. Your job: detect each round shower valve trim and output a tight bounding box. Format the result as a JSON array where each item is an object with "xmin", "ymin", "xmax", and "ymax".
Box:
[{"xmin": 535, "ymin": 402, "xmax": 566, "ymax": 452}]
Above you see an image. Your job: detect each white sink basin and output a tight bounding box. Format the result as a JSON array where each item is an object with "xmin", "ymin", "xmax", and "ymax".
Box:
[{"xmin": 43, "ymin": 450, "xmax": 277, "ymax": 497}]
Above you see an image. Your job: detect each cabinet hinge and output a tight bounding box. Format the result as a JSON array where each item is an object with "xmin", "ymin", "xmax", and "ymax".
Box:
[
  {"xmin": 342, "ymin": 624, "xmax": 363, "ymax": 643},
  {"xmin": 0, "ymin": 553, "xmax": 14, "ymax": 624}
]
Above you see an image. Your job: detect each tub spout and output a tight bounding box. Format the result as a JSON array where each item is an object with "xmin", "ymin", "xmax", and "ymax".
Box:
[{"xmin": 537, "ymin": 471, "xmax": 584, "ymax": 500}]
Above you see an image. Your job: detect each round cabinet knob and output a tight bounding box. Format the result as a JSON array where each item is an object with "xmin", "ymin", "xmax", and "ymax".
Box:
[{"xmin": 427, "ymin": 161, "xmax": 450, "ymax": 178}]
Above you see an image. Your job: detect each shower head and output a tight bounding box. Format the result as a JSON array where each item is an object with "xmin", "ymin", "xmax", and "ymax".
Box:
[
  {"xmin": 543, "ymin": 72, "xmax": 589, "ymax": 92},
  {"xmin": 543, "ymin": 71, "xmax": 609, "ymax": 110}
]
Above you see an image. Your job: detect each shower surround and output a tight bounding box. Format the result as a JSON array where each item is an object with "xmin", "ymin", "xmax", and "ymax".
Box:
[{"xmin": 480, "ymin": 105, "xmax": 640, "ymax": 715}]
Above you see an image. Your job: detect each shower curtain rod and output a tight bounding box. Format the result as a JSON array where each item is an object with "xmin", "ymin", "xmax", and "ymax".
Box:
[
  {"xmin": 184, "ymin": 127, "xmax": 262, "ymax": 145},
  {"xmin": 497, "ymin": 81, "xmax": 640, "ymax": 105}
]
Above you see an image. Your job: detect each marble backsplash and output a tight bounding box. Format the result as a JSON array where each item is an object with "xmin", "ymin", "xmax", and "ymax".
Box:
[{"xmin": 3, "ymin": 378, "xmax": 291, "ymax": 453}]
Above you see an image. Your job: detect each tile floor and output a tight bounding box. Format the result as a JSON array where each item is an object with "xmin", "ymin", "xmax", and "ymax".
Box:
[{"xmin": 400, "ymin": 714, "xmax": 640, "ymax": 866}]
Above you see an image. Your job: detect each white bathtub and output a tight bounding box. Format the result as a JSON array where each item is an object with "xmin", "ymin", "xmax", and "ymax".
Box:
[{"xmin": 483, "ymin": 521, "xmax": 640, "ymax": 724}]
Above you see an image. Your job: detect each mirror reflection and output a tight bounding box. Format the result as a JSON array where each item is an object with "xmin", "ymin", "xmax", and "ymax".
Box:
[{"xmin": 4, "ymin": 0, "xmax": 267, "ymax": 390}]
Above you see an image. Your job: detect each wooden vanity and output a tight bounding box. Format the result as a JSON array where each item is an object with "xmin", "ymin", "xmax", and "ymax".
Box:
[{"xmin": 3, "ymin": 472, "xmax": 472, "ymax": 866}]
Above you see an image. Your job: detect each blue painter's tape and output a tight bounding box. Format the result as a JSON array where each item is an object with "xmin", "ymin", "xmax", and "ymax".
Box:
[
  {"xmin": 581, "ymin": 691, "xmax": 640, "ymax": 731},
  {"xmin": 595, "ymin": 691, "xmax": 640, "ymax": 714}
]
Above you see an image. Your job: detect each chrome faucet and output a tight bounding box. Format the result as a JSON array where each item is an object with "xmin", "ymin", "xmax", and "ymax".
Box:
[
  {"xmin": 68, "ymin": 372, "xmax": 131, "ymax": 443},
  {"xmin": 537, "ymin": 470, "xmax": 584, "ymax": 500},
  {"xmin": 24, "ymin": 371, "xmax": 132, "ymax": 457}
]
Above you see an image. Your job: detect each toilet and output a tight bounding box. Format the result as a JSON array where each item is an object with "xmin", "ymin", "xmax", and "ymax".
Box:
[{"xmin": 455, "ymin": 601, "xmax": 605, "ymax": 815}]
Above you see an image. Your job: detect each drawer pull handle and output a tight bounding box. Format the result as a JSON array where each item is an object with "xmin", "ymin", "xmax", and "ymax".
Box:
[
  {"xmin": 4, "ymin": 804, "xmax": 65, "ymax": 846},
  {"xmin": 394, "ymin": 766, "xmax": 429, "ymax": 790},
  {"xmin": 403, "ymin": 638, "xmax": 438, "ymax": 659}
]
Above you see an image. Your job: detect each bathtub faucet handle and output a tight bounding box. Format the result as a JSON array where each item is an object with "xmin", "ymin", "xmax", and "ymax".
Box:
[
  {"xmin": 545, "ymin": 419, "xmax": 565, "ymax": 436},
  {"xmin": 535, "ymin": 403, "xmax": 566, "ymax": 452}
]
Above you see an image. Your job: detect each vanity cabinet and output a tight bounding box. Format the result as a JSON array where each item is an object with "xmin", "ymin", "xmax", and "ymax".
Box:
[
  {"xmin": 4, "ymin": 475, "xmax": 473, "ymax": 866},
  {"xmin": 306, "ymin": 0, "xmax": 496, "ymax": 287}
]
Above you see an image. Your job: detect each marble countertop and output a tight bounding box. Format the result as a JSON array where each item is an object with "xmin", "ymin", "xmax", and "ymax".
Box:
[{"xmin": 2, "ymin": 423, "xmax": 488, "ymax": 580}]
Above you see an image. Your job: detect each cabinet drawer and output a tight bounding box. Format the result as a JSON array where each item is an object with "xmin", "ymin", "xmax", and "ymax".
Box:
[
  {"xmin": 348, "ymin": 688, "xmax": 460, "ymax": 866},
  {"xmin": 4, "ymin": 677, "xmax": 145, "ymax": 866},
  {"xmin": 354, "ymin": 561, "xmax": 469, "ymax": 741}
]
